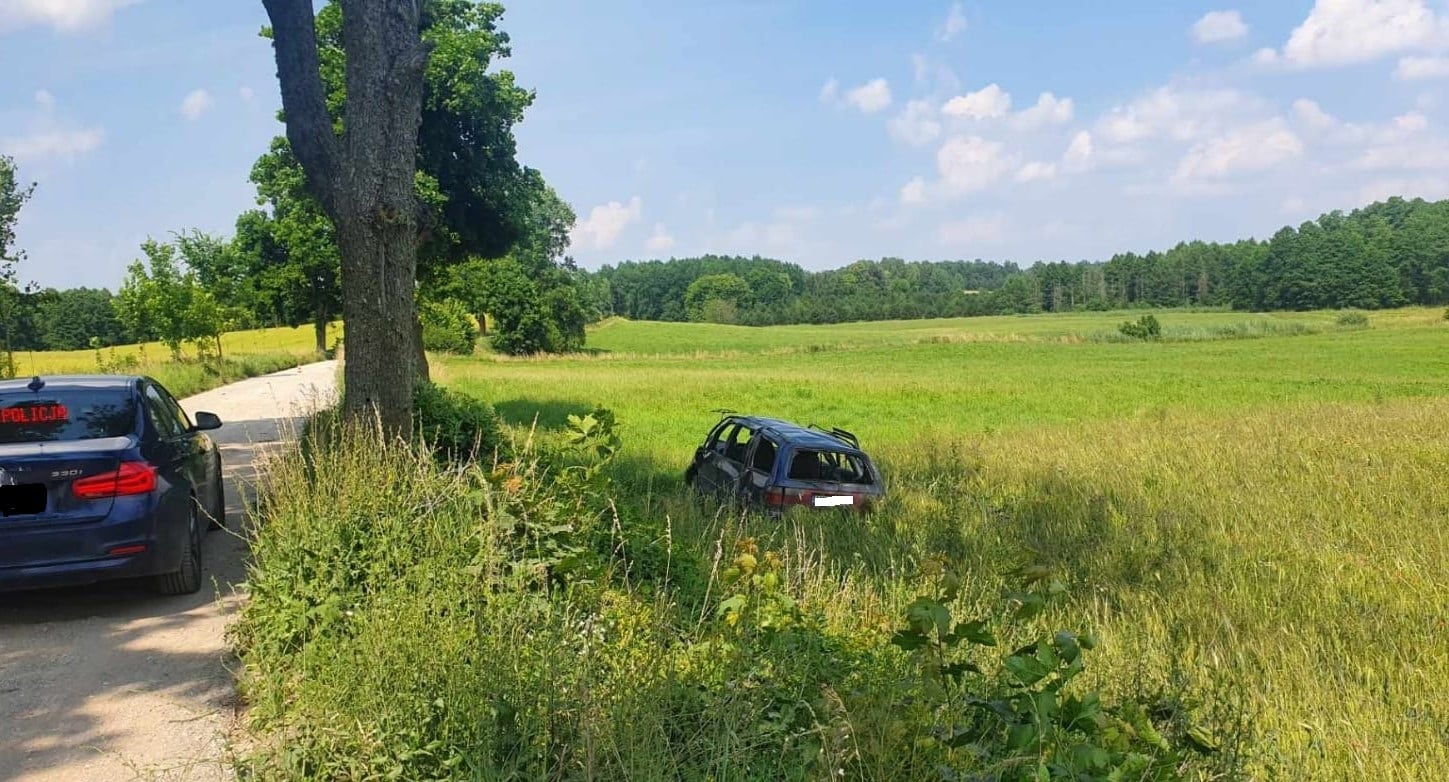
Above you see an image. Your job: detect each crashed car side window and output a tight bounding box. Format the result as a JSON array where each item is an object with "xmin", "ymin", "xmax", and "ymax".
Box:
[
  {"xmin": 750, "ymin": 438, "xmax": 777, "ymax": 473},
  {"xmin": 725, "ymin": 426, "xmax": 753, "ymax": 463},
  {"xmin": 705, "ymin": 421, "xmax": 730, "ymax": 448},
  {"xmin": 787, "ymin": 450, "xmax": 874, "ymax": 484}
]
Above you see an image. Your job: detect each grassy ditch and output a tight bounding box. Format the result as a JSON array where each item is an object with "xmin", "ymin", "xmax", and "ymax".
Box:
[{"xmin": 232, "ymin": 411, "xmax": 1225, "ymax": 780}]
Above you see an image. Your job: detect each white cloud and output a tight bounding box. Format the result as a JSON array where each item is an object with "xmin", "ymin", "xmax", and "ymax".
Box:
[
  {"xmin": 239, "ymin": 86, "xmax": 256, "ymax": 103},
  {"xmin": 1015, "ymin": 161, "xmax": 1058, "ymax": 183},
  {"xmin": 0, "ymin": 0, "xmax": 140, "ymax": 32},
  {"xmin": 571, "ymin": 196, "xmax": 642, "ymax": 250},
  {"xmin": 644, "ymin": 223, "xmax": 675, "ymax": 253},
  {"xmin": 1395, "ymin": 111, "xmax": 1430, "ymax": 132},
  {"xmin": 1174, "ymin": 118, "xmax": 1304, "ymax": 182},
  {"xmin": 938, "ymin": 215, "xmax": 1006, "ymax": 245},
  {"xmin": 844, "ymin": 78, "xmax": 892, "ymax": 114},
  {"xmin": 899, "ymin": 136, "xmax": 1018, "ymax": 205},
  {"xmin": 1355, "ymin": 137, "xmax": 1449, "ymax": 171},
  {"xmin": 942, "ymin": 83, "xmax": 1012, "ymax": 120},
  {"xmin": 35, "ymin": 89, "xmax": 56, "ymax": 112},
  {"xmin": 1396, "ymin": 55, "xmax": 1449, "ymax": 78},
  {"xmin": 1252, "ymin": 47, "xmax": 1280, "ymax": 65},
  {"xmin": 900, "ymin": 177, "xmax": 928, "ymax": 205},
  {"xmin": 1282, "ymin": 195, "xmax": 1308, "ymax": 213},
  {"xmin": 938, "ymin": 3, "xmax": 968, "ymax": 41},
  {"xmin": 887, "ymin": 100, "xmax": 942, "ymax": 146},
  {"xmin": 0, "ymin": 127, "xmax": 104, "ymax": 163},
  {"xmin": 1275, "ymin": 0, "xmax": 1448, "ymax": 69},
  {"xmin": 723, "ymin": 206, "xmax": 825, "ymax": 258},
  {"xmin": 1192, "ymin": 10, "xmax": 1249, "ymax": 44},
  {"xmin": 1012, "ymin": 92, "xmax": 1074, "ymax": 130},
  {"xmin": 1064, "ymin": 131, "xmax": 1094, "ymax": 167},
  {"xmin": 180, "ymin": 89, "xmax": 213, "ymax": 121},
  {"xmin": 936, "ymin": 136, "xmax": 1017, "ymax": 195},
  {"xmin": 1294, "ymin": 98, "xmax": 1337, "ymax": 130},
  {"xmin": 818, "ymin": 78, "xmax": 840, "ymax": 104},
  {"xmin": 1097, "ymin": 86, "xmax": 1260, "ymax": 144},
  {"xmin": 1292, "ymin": 99, "xmax": 1433, "ymax": 150}
]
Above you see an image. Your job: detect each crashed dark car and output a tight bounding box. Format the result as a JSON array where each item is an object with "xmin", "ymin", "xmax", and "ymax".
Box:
[{"xmin": 685, "ymin": 414, "xmax": 884, "ymax": 513}]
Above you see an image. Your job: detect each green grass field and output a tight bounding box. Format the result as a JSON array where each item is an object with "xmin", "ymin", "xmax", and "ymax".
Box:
[
  {"xmin": 8, "ymin": 322, "xmax": 340, "ymax": 398},
  {"xmin": 428, "ymin": 307, "xmax": 1449, "ymax": 778}
]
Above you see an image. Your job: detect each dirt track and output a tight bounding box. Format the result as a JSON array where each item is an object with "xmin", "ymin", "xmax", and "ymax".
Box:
[{"xmin": 0, "ymin": 361, "xmax": 338, "ymax": 782}]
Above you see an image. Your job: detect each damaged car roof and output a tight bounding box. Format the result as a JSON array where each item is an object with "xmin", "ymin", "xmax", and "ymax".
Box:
[{"xmin": 723, "ymin": 416, "xmax": 862, "ymax": 452}]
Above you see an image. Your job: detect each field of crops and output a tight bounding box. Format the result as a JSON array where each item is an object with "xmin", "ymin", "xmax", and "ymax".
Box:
[{"xmin": 428, "ymin": 307, "xmax": 1449, "ymax": 778}]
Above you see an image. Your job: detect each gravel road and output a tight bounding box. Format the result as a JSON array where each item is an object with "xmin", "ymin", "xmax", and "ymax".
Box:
[{"xmin": 0, "ymin": 361, "xmax": 338, "ymax": 782}]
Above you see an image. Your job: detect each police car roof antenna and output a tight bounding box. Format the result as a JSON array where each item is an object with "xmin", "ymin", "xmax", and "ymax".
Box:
[{"xmin": 27, "ymin": 376, "xmax": 44, "ymax": 392}]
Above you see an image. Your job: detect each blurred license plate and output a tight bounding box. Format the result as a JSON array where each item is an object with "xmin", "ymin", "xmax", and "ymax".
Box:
[{"xmin": 813, "ymin": 495, "xmax": 853, "ymax": 508}]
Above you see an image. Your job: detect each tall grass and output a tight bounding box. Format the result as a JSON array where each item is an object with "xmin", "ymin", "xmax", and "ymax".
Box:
[
  {"xmin": 235, "ymin": 420, "xmax": 1231, "ymax": 780},
  {"xmin": 235, "ymin": 399, "xmax": 1449, "ymax": 778},
  {"xmin": 235, "ymin": 309, "xmax": 1449, "ymax": 779}
]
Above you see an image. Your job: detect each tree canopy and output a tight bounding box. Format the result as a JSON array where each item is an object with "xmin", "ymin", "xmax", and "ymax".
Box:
[{"xmin": 247, "ymin": 0, "xmax": 579, "ymax": 360}]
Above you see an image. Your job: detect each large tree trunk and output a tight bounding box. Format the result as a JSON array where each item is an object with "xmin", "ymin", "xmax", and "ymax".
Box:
[
  {"xmin": 335, "ymin": 219, "xmax": 417, "ymax": 437},
  {"xmin": 412, "ymin": 313, "xmax": 429, "ymax": 383},
  {"xmin": 313, "ymin": 308, "xmax": 328, "ymax": 355},
  {"xmin": 264, "ymin": 0, "xmax": 431, "ymax": 440}
]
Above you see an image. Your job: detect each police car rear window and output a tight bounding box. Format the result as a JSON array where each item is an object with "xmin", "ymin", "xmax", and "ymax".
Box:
[{"xmin": 0, "ymin": 390, "xmax": 137, "ymax": 444}]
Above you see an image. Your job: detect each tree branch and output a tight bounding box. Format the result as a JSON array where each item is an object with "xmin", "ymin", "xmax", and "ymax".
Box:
[{"xmin": 262, "ymin": 0, "xmax": 344, "ymax": 218}]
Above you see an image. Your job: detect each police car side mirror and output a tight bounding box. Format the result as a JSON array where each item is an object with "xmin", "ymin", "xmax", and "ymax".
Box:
[{"xmin": 191, "ymin": 412, "xmax": 223, "ymax": 432}]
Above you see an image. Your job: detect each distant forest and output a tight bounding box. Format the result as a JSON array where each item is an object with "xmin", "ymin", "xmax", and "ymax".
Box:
[
  {"xmin": 4, "ymin": 196, "xmax": 1448, "ymax": 354},
  {"xmin": 585, "ymin": 197, "xmax": 1449, "ymax": 326}
]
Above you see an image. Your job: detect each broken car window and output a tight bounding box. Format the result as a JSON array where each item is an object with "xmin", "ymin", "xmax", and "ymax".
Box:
[{"xmin": 787, "ymin": 450, "xmax": 874, "ymax": 484}]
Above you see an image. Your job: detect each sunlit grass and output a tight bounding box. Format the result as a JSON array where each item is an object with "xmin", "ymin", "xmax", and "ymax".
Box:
[
  {"xmin": 431, "ymin": 306, "xmax": 1449, "ymax": 779},
  {"xmin": 8, "ymin": 322, "xmax": 341, "ymax": 397}
]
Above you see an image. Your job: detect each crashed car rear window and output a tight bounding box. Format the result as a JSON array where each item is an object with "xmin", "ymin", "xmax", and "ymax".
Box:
[
  {"xmin": 0, "ymin": 391, "xmax": 136, "ymax": 445},
  {"xmin": 787, "ymin": 450, "xmax": 874, "ymax": 484}
]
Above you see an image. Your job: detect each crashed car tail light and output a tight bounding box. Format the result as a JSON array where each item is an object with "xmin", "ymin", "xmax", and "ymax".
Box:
[
  {"xmin": 73, "ymin": 462, "xmax": 157, "ymax": 499},
  {"xmin": 765, "ymin": 487, "xmax": 812, "ymax": 507}
]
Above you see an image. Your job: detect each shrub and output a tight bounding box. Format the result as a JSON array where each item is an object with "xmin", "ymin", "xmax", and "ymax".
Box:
[
  {"xmin": 420, "ymin": 298, "xmax": 479, "ymax": 355},
  {"xmin": 1118, "ymin": 314, "xmax": 1162, "ymax": 341},
  {"xmin": 413, "ymin": 381, "xmax": 504, "ymax": 463},
  {"xmin": 1336, "ymin": 311, "xmax": 1370, "ymax": 328},
  {"xmin": 490, "ymin": 303, "xmax": 558, "ymax": 356}
]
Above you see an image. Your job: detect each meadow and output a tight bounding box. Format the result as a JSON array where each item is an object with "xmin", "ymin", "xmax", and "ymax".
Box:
[
  {"xmin": 7, "ymin": 322, "xmax": 340, "ymax": 397},
  {"xmin": 437, "ymin": 308, "xmax": 1448, "ymax": 778},
  {"xmin": 234, "ymin": 307, "xmax": 1449, "ymax": 780}
]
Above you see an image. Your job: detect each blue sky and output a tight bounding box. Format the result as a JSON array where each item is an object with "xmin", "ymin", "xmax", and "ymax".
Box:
[{"xmin": 2, "ymin": 1, "xmax": 1448, "ymax": 289}]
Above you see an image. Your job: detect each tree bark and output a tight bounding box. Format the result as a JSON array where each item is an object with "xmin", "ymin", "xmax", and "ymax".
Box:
[
  {"xmin": 335, "ymin": 219, "xmax": 417, "ymax": 436},
  {"xmin": 263, "ymin": 0, "xmax": 432, "ymax": 439},
  {"xmin": 413, "ymin": 313, "xmax": 429, "ymax": 383},
  {"xmin": 314, "ymin": 308, "xmax": 328, "ymax": 355}
]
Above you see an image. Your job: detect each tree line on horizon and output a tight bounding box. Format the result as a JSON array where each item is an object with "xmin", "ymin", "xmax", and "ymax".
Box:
[
  {"xmin": 1, "ymin": 194, "xmax": 1445, "ymax": 358},
  {"xmin": 589, "ymin": 196, "xmax": 1449, "ymax": 326}
]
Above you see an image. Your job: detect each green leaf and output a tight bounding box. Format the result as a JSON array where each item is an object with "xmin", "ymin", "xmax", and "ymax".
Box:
[
  {"xmin": 905, "ymin": 597, "xmax": 951, "ymax": 637},
  {"xmin": 1005, "ymin": 651, "xmax": 1053, "ymax": 687},
  {"xmin": 716, "ymin": 595, "xmax": 746, "ymax": 619},
  {"xmin": 1014, "ymin": 592, "xmax": 1047, "ymax": 621},
  {"xmin": 1120, "ymin": 703, "xmax": 1171, "ymax": 752},
  {"xmin": 1007, "ymin": 722, "xmax": 1038, "ymax": 751},
  {"xmin": 1187, "ymin": 724, "xmax": 1220, "ymax": 753},
  {"xmin": 890, "ymin": 629, "xmax": 929, "ymax": 651},
  {"xmin": 1053, "ymin": 630, "xmax": 1081, "ymax": 663},
  {"xmin": 954, "ymin": 619, "xmax": 997, "ymax": 647}
]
